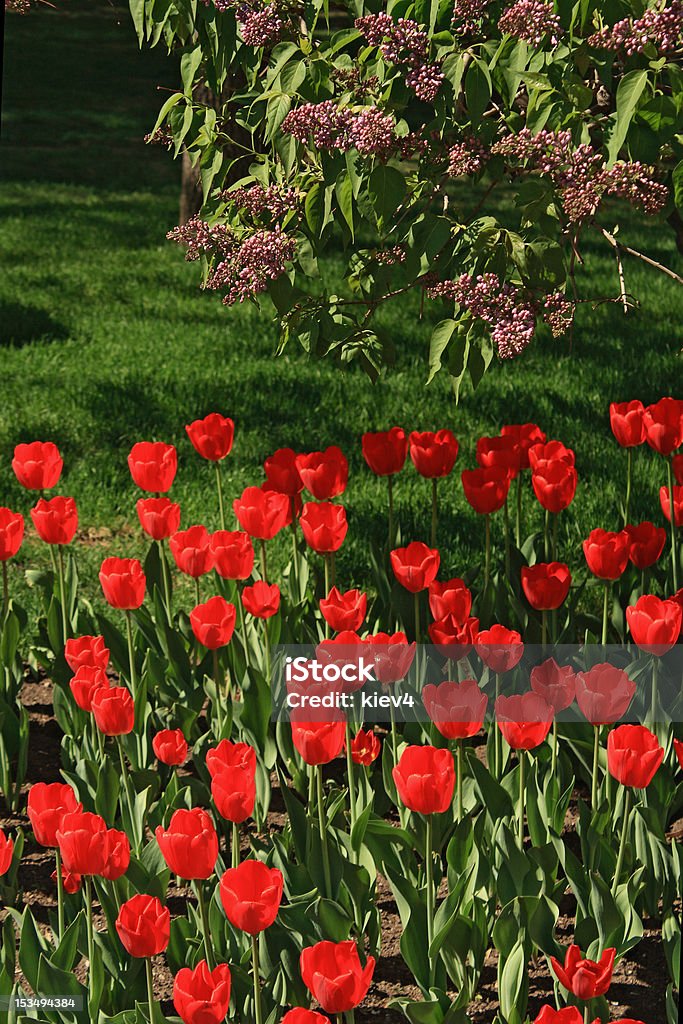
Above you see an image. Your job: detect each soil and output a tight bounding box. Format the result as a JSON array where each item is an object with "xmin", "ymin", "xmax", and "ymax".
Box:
[{"xmin": 0, "ymin": 675, "xmax": 675, "ymax": 1023}]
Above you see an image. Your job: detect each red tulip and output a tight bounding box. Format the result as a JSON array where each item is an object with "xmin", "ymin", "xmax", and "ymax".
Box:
[
  {"xmin": 362, "ymin": 428, "xmax": 408, "ymax": 476},
  {"xmin": 461, "ymin": 466, "xmax": 510, "ymax": 514},
  {"xmin": 156, "ymin": 807, "xmax": 219, "ymax": 880},
  {"xmin": 30, "ymin": 496, "xmax": 78, "ymax": 545},
  {"xmin": 626, "ymin": 594, "xmax": 682, "ymax": 654},
  {"xmin": 12, "ymin": 440, "xmax": 63, "ymax": 490},
  {"xmin": 643, "ymin": 397, "xmax": 683, "ymax": 456},
  {"xmin": 291, "ymin": 714, "xmax": 346, "ymax": 765},
  {"xmin": 211, "ymin": 761, "xmax": 256, "ymax": 823},
  {"xmin": 476, "ymin": 435, "xmax": 521, "ymax": 478},
  {"xmin": 219, "ymin": 859, "xmax": 283, "ymax": 933},
  {"xmin": 27, "ymin": 782, "xmax": 82, "ymax": 847},
  {"xmin": 0, "ymin": 831, "xmax": 14, "ymax": 875},
  {"xmin": 365, "ymin": 632, "xmax": 416, "ymax": 684},
  {"xmin": 350, "ymin": 728, "xmax": 381, "ymax": 765},
  {"xmin": 550, "ymin": 944, "xmax": 615, "ymax": 1000},
  {"xmin": 607, "ymin": 724, "xmax": 664, "ymax": 788},
  {"xmin": 422, "ymin": 678, "xmax": 487, "ymax": 739},
  {"xmin": 116, "ymin": 894, "xmax": 170, "ymax": 957},
  {"xmin": 210, "ymin": 530, "xmax": 254, "ymax": 580},
  {"xmin": 136, "ymin": 497, "xmax": 181, "ymax": 540},
  {"xmin": 128, "ymin": 441, "xmax": 177, "ymax": 492},
  {"xmin": 500, "ymin": 423, "xmax": 546, "ymax": 469},
  {"xmin": 475, "ymin": 625, "xmax": 523, "ymax": 673},
  {"xmin": 625, "ymin": 521, "xmax": 666, "ymax": 569},
  {"xmin": 56, "ymin": 810, "xmax": 109, "ymax": 876},
  {"xmin": 574, "ymin": 663, "xmax": 636, "ymax": 725},
  {"xmin": 428, "ymin": 578, "xmax": 472, "ymax": 623},
  {"xmin": 582, "ymin": 528, "xmax": 630, "ymax": 580},
  {"xmin": 173, "ymin": 961, "xmax": 232, "ymax": 1024},
  {"xmin": 101, "ymin": 828, "xmax": 131, "ymax": 881},
  {"xmin": 296, "ymin": 447, "xmax": 348, "ymax": 499},
  {"xmin": 282, "ymin": 1011, "xmax": 330, "ymax": 1024},
  {"xmin": 0, "ymin": 508, "xmax": 24, "ymax": 561},
  {"xmin": 427, "ymin": 615, "xmax": 479, "ymax": 655},
  {"xmin": 393, "ymin": 744, "xmax": 455, "ymax": 814},
  {"xmin": 300, "ymin": 940, "xmax": 375, "ymax": 1013},
  {"xmin": 300, "ymin": 502, "xmax": 348, "ymax": 553},
  {"xmin": 531, "ymin": 459, "xmax": 577, "ymax": 512},
  {"xmin": 528, "ymin": 440, "xmax": 575, "ymax": 469},
  {"xmin": 242, "ymin": 580, "xmax": 280, "ymax": 618},
  {"xmin": 530, "ymin": 659, "xmax": 576, "ymax": 713},
  {"xmin": 609, "ymin": 401, "xmax": 646, "ymax": 447},
  {"xmin": 206, "ymin": 738, "xmax": 257, "ymax": 780},
  {"xmin": 186, "ymin": 413, "xmax": 235, "ymax": 461},
  {"xmin": 64, "ymin": 635, "xmax": 110, "ymax": 673},
  {"xmin": 52, "ymin": 864, "xmax": 82, "ymax": 894},
  {"xmin": 170, "ymin": 525, "xmax": 215, "ymax": 577},
  {"xmin": 390, "ymin": 541, "xmax": 440, "ymax": 593},
  {"xmin": 99, "ymin": 557, "xmax": 146, "ymax": 610},
  {"xmin": 233, "ymin": 486, "xmax": 290, "ymax": 540},
  {"xmin": 91, "ymin": 685, "xmax": 134, "ymax": 735},
  {"xmin": 264, "ymin": 448, "xmax": 304, "ymax": 495},
  {"xmin": 673, "ymin": 737, "xmax": 683, "ymax": 771},
  {"xmin": 261, "ymin": 482, "xmax": 300, "ymax": 526},
  {"xmin": 190, "ymin": 595, "xmax": 236, "ymax": 648},
  {"xmin": 659, "ymin": 484, "xmax": 683, "ymax": 526},
  {"xmin": 320, "ymin": 586, "xmax": 367, "ymax": 632},
  {"xmin": 495, "ymin": 692, "xmax": 553, "ymax": 750},
  {"xmin": 153, "ymin": 728, "xmax": 188, "ymax": 766},
  {"xmin": 409, "ymin": 429, "xmax": 459, "ymax": 478},
  {"xmin": 521, "ymin": 562, "xmax": 571, "ymax": 610},
  {"xmin": 534, "ymin": 1007, "xmax": 589, "ymax": 1024},
  {"xmin": 70, "ymin": 665, "xmax": 109, "ymax": 712}
]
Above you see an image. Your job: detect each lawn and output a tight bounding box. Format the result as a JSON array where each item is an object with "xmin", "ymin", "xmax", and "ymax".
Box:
[{"xmin": 1, "ymin": 0, "xmax": 682, "ymax": 621}]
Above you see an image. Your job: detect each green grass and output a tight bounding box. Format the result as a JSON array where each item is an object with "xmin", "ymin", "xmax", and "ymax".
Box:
[{"xmin": 1, "ymin": 0, "xmax": 682, "ymax": 622}]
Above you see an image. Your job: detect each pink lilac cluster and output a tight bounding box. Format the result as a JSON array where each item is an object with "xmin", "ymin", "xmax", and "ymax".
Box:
[
  {"xmin": 224, "ymin": 183, "xmax": 300, "ymax": 219},
  {"xmin": 452, "ymin": 0, "xmax": 491, "ymax": 35},
  {"xmin": 282, "ymin": 101, "xmax": 398, "ymax": 157},
  {"xmin": 498, "ymin": 0, "xmax": 563, "ymax": 46},
  {"xmin": 493, "ymin": 128, "xmax": 667, "ymax": 221},
  {"xmin": 448, "ymin": 136, "xmax": 489, "ymax": 177},
  {"xmin": 206, "ymin": 227, "xmax": 296, "ymax": 305},
  {"xmin": 212, "ymin": 0, "xmax": 284, "ymax": 45},
  {"xmin": 144, "ymin": 126, "xmax": 174, "ymax": 147},
  {"xmin": 376, "ymin": 246, "xmax": 407, "ymax": 265},
  {"xmin": 167, "ymin": 216, "xmax": 235, "ymax": 262},
  {"xmin": 332, "ymin": 67, "xmax": 381, "ymax": 98},
  {"xmin": 542, "ymin": 292, "xmax": 575, "ymax": 337},
  {"xmin": 355, "ymin": 13, "xmax": 444, "ymax": 102},
  {"xmin": 428, "ymin": 273, "xmax": 538, "ymax": 358},
  {"xmin": 589, "ymin": 1, "xmax": 683, "ymax": 55},
  {"xmin": 6, "ymin": 0, "xmax": 32, "ymax": 11}
]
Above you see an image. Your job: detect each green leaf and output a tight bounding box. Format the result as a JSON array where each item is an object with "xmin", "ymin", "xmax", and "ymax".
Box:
[
  {"xmin": 607, "ymin": 69, "xmax": 649, "ymax": 164},
  {"xmin": 673, "ymin": 160, "xmax": 683, "ymax": 213},
  {"xmin": 427, "ymin": 318, "xmax": 457, "ymax": 384},
  {"xmin": 465, "ymin": 58, "xmax": 492, "ymax": 126},
  {"xmin": 335, "ymin": 171, "xmax": 354, "ymax": 239},
  {"xmin": 265, "ymin": 93, "xmax": 291, "ymax": 144},
  {"xmin": 367, "ymin": 165, "xmax": 406, "ymax": 233}
]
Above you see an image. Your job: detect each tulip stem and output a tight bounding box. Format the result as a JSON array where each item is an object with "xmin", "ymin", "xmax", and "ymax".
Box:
[
  {"xmin": 195, "ymin": 881, "xmax": 216, "ymax": 970},
  {"xmin": 215, "ymin": 462, "xmax": 226, "ymax": 531},
  {"xmin": 552, "ymin": 512, "xmax": 558, "ymax": 562},
  {"xmin": 158, "ymin": 541, "xmax": 172, "ymax": 619},
  {"xmin": 195, "ymin": 577, "xmax": 201, "ymax": 607},
  {"xmin": 456, "ymin": 741, "xmax": 463, "ymax": 821},
  {"xmin": 484, "ymin": 515, "xmax": 491, "ymax": 591},
  {"xmin": 251, "ymin": 935, "xmax": 264, "ymax": 1024},
  {"xmin": 541, "ymin": 610, "xmax": 548, "ymax": 649},
  {"xmin": 650, "ymin": 655, "xmax": 659, "ymax": 728},
  {"xmin": 260, "ymin": 540, "xmax": 268, "ymax": 583},
  {"xmin": 591, "ymin": 726, "xmax": 600, "ymax": 810},
  {"xmin": 425, "ymin": 813, "xmax": 435, "ymax": 987},
  {"xmin": 125, "ymin": 610, "xmax": 137, "ymax": 695},
  {"xmin": 238, "ymin": 588, "xmax": 250, "ymax": 670},
  {"xmin": 117, "ymin": 739, "xmax": 141, "ymax": 854},
  {"xmin": 494, "ymin": 674, "xmax": 502, "ymax": 779},
  {"xmin": 503, "ymin": 496, "xmax": 511, "ymax": 582},
  {"xmin": 602, "ymin": 582, "xmax": 610, "ymax": 646},
  {"xmin": 263, "ymin": 619, "xmax": 271, "ymax": 682},
  {"xmin": 84, "ymin": 876, "xmax": 96, "ymax": 1013},
  {"xmin": 414, "ymin": 591, "xmax": 420, "ymax": 643},
  {"xmin": 543, "ymin": 509, "xmax": 550, "ymax": 561},
  {"xmin": 345, "ymin": 721, "xmax": 357, "ymax": 857},
  {"xmin": 213, "ymin": 648, "xmax": 225, "ymax": 736},
  {"xmin": 316, "ymin": 766, "xmax": 332, "ymax": 899},
  {"xmin": 517, "ymin": 751, "xmax": 526, "ymax": 848},
  {"xmin": 2, "ymin": 561, "xmax": 8, "ymax": 625},
  {"xmin": 232, "ymin": 821, "xmax": 240, "ymax": 870},
  {"xmin": 431, "ymin": 479, "xmax": 438, "ymax": 550},
  {"xmin": 612, "ymin": 788, "xmax": 632, "ymax": 895},
  {"xmin": 145, "ymin": 957, "xmax": 155, "ymax": 1024},
  {"xmin": 57, "ymin": 546, "xmax": 69, "ymax": 646},
  {"xmin": 668, "ymin": 457, "xmax": 678, "ymax": 591},
  {"xmin": 54, "ymin": 847, "xmax": 65, "ymax": 942},
  {"xmin": 551, "ymin": 720, "xmax": 558, "ymax": 777},
  {"xmin": 291, "ymin": 521, "xmax": 299, "ymax": 595},
  {"xmin": 515, "ymin": 474, "xmax": 522, "ymax": 548},
  {"xmin": 625, "ymin": 448, "xmax": 632, "ymax": 526},
  {"xmin": 324, "ymin": 556, "xmax": 331, "ymax": 639},
  {"xmin": 387, "ymin": 476, "xmax": 394, "ymax": 547}
]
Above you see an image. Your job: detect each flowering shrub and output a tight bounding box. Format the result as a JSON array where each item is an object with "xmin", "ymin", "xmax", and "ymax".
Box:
[
  {"xmin": 128, "ymin": 0, "xmax": 683, "ymax": 388},
  {"xmin": 0, "ymin": 397, "xmax": 682, "ymax": 1021}
]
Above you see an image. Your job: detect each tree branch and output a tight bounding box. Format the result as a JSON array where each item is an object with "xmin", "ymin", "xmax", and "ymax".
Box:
[{"xmin": 599, "ymin": 227, "xmax": 683, "ymax": 287}]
